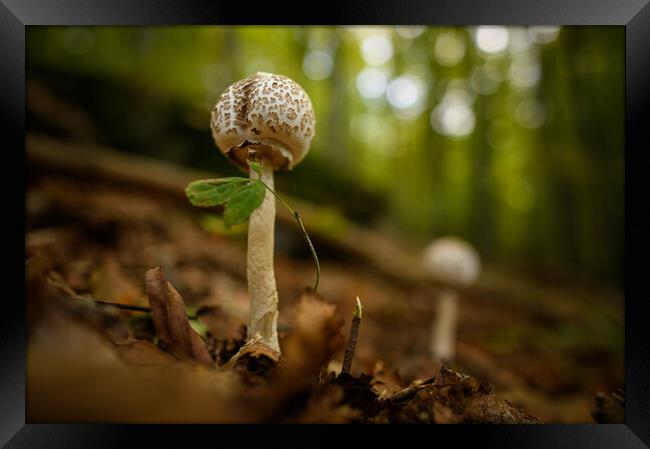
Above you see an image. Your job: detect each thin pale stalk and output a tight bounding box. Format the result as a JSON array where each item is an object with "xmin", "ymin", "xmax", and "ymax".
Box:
[{"xmin": 258, "ymin": 180, "xmax": 320, "ymax": 292}]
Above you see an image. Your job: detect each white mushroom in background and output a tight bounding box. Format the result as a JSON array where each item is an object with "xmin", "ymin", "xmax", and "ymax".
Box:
[
  {"xmin": 422, "ymin": 236, "xmax": 481, "ymax": 362},
  {"xmin": 210, "ymin": 72, "xmax": 316, "ymax": 355}
]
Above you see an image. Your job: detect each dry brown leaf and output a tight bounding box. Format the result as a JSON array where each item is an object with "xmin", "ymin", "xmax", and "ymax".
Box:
[
  {"xmin": 27, "ymin": 307, "xmax": 250, "ymax": 423},
  {"xmin": 144, "ymin": 266, "xmax": 212, "ymax": 366},
  {"xmin": 289, "ymin": 384, "xmax": 361, "ymax": 423},
  {"xmin": 197, "ymin": 304, "xmax": 245, "ymax": 341},
  {"xmin": 115, "ymin": 340, "xmax": 179, "ymax": 367},
  {"xmin": 220, "ymin": 290, "xmax": 347, "ymax": 422},
  {"xmin": 223, "ymin": 336, "xmax": 280, "ymax": 369},
  {"xmin": 92, "ymin": 255, "xmax": 146, "ymax": 306},
  {"xmin": 370, "ymin": 360, "xmax": 405, "ymax": 399},
  {"xmin": 392, "ymin": 367, "xmax": 541, "ymax": 424},
  {"xmin": 280, "ymin": 289, "xmax": 345, "ymax": 382}
]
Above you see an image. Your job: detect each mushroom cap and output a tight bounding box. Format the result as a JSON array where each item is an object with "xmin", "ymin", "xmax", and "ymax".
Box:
[
  {"xmin": 210, "ymin": 72, "xmax": 316, "ymax": 172},
  {"xmin": 422, "ymin": 237, "xmax": 481, "ymax": 286}
]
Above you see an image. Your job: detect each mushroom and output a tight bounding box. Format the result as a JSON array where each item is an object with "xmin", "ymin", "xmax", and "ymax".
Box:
[
  {"xmin": 422, "ymin": 237, "xmax": 481, "ymax": 362},
  {"xmin": 210, "ymin": 72, "xmax": 316, "ymax": 355}
]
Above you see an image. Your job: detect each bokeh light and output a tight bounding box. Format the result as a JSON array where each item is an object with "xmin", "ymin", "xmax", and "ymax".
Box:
[
  {"xmin": 360, "ymin": 34, "xmax": 394, "ymax": 66},
  {"xmin": 431, "ymin": 82, "xmax": 476, "ymax": 137},
  {"xmin": 529, "ymin": 26, "xmax": 561, "ymax": 44},
  {"xmin": 474, "ymin": 26, "xmax": 510, "ymax": 55},
  {"xmin": 509, "ymin": 55, "xmax": 542, "ymax": 89},
  {"xmin": 356, "ymin": 67, "xmax": 389, "ymax": 99},
  {"xmin": 434, "ymin": 32, "xmax": 466, "ymax": 66},
  {"xmin": 303, "ymin": 50, "xmax": 334, "ymax": 80},
  {"xmin": 386, "ymin": 74, "xmax": 428, "ymax": 119},
  {"xmin": 470, "ymin": 65, "xmax": 501, "ymax": 95},
  {"xmin": 395, "ymin": 26, "xmax": 426, "ymax": 39},
  {"xmin": 508, "ymin": 28, "xmax": 533, "ymax": 54}
]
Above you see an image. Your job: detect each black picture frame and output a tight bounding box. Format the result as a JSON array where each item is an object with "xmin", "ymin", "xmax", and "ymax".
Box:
[{"xmin": 2, "ymin": 0, "xmax": 649, "ymax": 446}]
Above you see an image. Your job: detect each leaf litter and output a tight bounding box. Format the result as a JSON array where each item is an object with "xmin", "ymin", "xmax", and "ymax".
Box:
[{"xmin": 25, "ymin": 173, "xmax": 622, "ymax": 423}]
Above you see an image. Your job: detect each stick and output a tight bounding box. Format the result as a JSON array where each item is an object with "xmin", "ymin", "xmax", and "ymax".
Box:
[
  {"xmin": 341, "ymin": 297, "xmax": 363, "ymax": 375},
  {"xmin": 47, "ymin": 275, "xmax": 199, "ymax": 318}
]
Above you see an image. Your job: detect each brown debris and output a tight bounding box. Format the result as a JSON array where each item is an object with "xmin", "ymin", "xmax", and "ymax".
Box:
[
  {"xmin": 27, "ymin": 255, "xmax": 542, "ymax": 423},
  {"xmin": 279, "ymin": 289, "xmax": 346, "ymax": 383},
  {"xmin": 91, "ymin": 256, "xmax": 146, "ymax": 307},
  {"xmin": 289, "ymin": 384, "xmax": 361, "ymax": 423},
  {"xmin": 388, "ymin": 367, "xmax": 541, "ymax": 424},
  {"xmin": 591, "ymin": 389, "xmax": 625, "ymax": 423},
  {"xmin": 27, "ymin": 307, "xmax": 247, "ymax": 423},
  {"xmin": 25, "ymin": 160, "xmax": 580, "ymax": 423},
  {"xmin": 144, "ymin": 266, "xmax": 212, "ymax": 366},
  {"xmin": 222, "ymin": 336, "xmax": 280, "ymax": 385}
]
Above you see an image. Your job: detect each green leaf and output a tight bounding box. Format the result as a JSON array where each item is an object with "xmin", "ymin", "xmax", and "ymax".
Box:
[
  {"xmin": 248, "ymin": 160, "xmax": 263, "ymax": 176},
  {"xmin": 186, "ymin": 177, "xmax": 267, "ymax": 227},
  {"xmin": 223, "ymin": 180, "xmax": 266, "ymax": 226},
  {"xmin": 185, "ymin": 178, "xmax": 248, "ymax": 207}
]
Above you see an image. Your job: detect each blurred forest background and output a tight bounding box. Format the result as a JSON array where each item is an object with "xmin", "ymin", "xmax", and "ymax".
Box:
[
  {"xmin": 25, "ymin": 26, "xmax": 625, "ymax": 423},
  {"xmin": 26, "ymin": 25, "xmax": 624, "ymax": 286}
]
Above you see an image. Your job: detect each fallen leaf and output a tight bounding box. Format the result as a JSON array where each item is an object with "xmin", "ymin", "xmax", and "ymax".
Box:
[
  {"xmin": 391, "ymin": 367, "xmax": 541, "ymax": 424},
  {"xmin": 280, "ymin": 289, "xmax": 346, "ymax": 383},
  {"xmin": 144, "ymin": 266, "xmax": 212, "ymax": 366}
]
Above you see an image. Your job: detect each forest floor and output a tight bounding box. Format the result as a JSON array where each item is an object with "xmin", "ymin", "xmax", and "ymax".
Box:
[{"xmin": 25, "ymin": 139, "xmax": 624, "ymax": 423}]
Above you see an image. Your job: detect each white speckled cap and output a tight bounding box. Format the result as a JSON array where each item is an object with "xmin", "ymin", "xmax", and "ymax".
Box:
[
  {"xmin": 210, "ymin": 72, "xmax": 316, "ymax": 172},
  {"xmin": 423, "ymin": 237, "xmax": 481, "ymax": 286}
]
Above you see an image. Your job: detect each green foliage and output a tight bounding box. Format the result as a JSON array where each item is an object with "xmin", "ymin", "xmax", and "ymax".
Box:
[
  {"xmin": 26, "ymin": 25, "xmax": 625, "ymax": 285},
  {"xmin": 185, "ymin": 178, "xmax": 266, "ymax": 227},
  {"xmin": 248, "ymin": 161, "xmax": 263, "ymax": 176},
  {"xmin": 185, "ymin": 177, "xmax": 248, "ymax": 207},
  {"xmin": 223, "ymin": 181, "xmax": 265, "ymax": 226}
]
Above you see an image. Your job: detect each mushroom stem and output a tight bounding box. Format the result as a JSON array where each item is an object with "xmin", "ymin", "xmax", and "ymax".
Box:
[
  {"xmin": 430, "ymin": 288, "xmax": 459, "ymax": 361},
  {"xmin": 247, "ymin": 160, "xmax": 280, "ymax": 354}
]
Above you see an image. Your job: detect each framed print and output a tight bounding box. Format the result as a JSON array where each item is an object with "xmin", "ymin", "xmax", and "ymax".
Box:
[{"xmin": 2, "ymin": 0, "xmax": 649, "ymax": 446}]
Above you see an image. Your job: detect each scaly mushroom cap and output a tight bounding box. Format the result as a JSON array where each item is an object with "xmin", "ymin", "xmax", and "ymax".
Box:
[
  {"xmin": 423, "ymin": 237, "xmax": 481, "ymax": 286},
  {"xmin": 210, "ymin": 72, "xmax": 316, "ymax": 172}
]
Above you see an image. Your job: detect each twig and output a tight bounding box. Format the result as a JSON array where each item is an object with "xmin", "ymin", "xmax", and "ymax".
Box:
[
  {"xmin": 258, "ymin": 180, "xmax": 320, "ymax": 292},
  {"xmin": 87, "ymin": 297, "xmax": 199, "ymax": 320},
  {"xmin": 92, "ymin": 299, "xmax": 152, "ymax": 313},
  {"xmin": 383, "ymin": 377, "xmax": 436, "ymax": 403},
  {"xmin": 50, "ymin": 278, "xmax": 199, "ymax": 320},
  {"xmin": 46, "ymin": 275, "xmax": 199, "ymax": 318},
  {"xmin": 342, "ymin": 297, "xmax": 363, "ymax": 375},
  {"xmin": 385, "ymin": 383, "xmax": 427, "ymax": 403}
]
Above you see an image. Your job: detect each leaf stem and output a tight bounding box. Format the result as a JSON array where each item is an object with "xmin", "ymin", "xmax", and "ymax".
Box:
[{"xmin": 257, "ymin": 180, "xmax": 320, "ymax": 292}]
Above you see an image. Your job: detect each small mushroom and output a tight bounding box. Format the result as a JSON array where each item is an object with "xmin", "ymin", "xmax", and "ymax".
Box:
[
  {"xmin": 422, "ymin": 237, "xmax": 481, "ymax": 362},
  {"xmin": 210, "ymin": 72, "xmax": 316, "ymax": 355}
]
